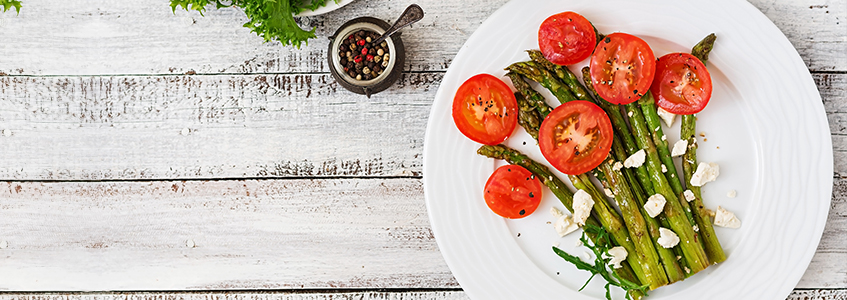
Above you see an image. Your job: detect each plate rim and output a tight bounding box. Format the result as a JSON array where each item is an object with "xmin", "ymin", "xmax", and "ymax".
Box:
[{"xmin": 295, "ymin": 0, "xmax": 355, "ymax": 16}]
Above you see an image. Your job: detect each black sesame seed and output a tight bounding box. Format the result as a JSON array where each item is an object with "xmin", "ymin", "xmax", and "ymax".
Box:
[{"xmin": 519, "ymin": 210, "xmax": 526, "ymax": 216}]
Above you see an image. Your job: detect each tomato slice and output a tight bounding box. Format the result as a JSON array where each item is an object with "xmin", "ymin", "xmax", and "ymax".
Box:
[
  {"xmin": 538, "ymin": 11, "xmax": 597, "ymax": 66},
  {"xmin": 484, "ymin": 164, "xmax": 543, "ymax": 219},
  {"xmin": 539, "ymin": 100, "xmax": 613, "ymax": 175},
  {"xmin": 651, "ymin": 52, "xmax": 713, "ymax": 115},
  {"xmin": 452, "ymin": 74, "xmax": 518, "ymax": 145},
  {"xmin": 589, "ymin": 32, "xmax": 656, "ymax": 105}
]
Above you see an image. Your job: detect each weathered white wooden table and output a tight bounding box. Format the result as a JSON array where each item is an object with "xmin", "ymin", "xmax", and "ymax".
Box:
[{"xmin": 0, "ymin": 0, "xmax": 843, "ymax": 299}]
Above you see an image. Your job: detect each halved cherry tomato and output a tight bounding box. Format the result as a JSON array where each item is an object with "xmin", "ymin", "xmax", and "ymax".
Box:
[
  {"xmin": 483, "ymin": 164, "xmax": 543, "ymax": 219},
  {"xmin": 538, "ymin": 11, "xmax": 597, "ymax": 66},
  {"xmin": 539, "ymin": 100, "xmax": 613, "ymax": 175},
  {"xmin": 651, "ymin": 52, "xmax": 712, "ymax": 115},
  {"xmin": 589, "ymin": 33, "xmax": 656, "ymax": 105},
  {"xmin": 452, "ymin": 74, "xmax": 518, "ymax": 145}
]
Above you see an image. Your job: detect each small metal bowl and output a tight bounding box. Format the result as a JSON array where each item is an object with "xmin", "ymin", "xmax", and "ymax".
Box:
[{"xmin": 328, "ymin": 17, "xmax": 405, "ymax": 97}]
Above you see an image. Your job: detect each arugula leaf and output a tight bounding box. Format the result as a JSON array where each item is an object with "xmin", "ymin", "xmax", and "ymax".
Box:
[
  {"xmin": 0, "ymin": 0, "xmax": 21, "ymax": 14},
  {"xmin": 170, "ymin": 0, "xmax": 336, "ymax": 48},
  {"xmin": 553, "ymin": 225, "xmax": 649, "ymax": 300}
]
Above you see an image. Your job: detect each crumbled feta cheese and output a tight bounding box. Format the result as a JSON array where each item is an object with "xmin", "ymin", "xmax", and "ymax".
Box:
[
  {"xmin": 690, "ymin": 162, "xmax": 720, "ymax": 187},
  {"xmin": 657, "ymin": 107, "xmax": 677, "ymax": 127},
  {"xmin": 671, "ymin": 139, "xmax": 688, "ymax": 157},
  {"xmin": 554, "ymin": 214, "xmax": 579, "ymax": 237},
  {"xmin": 683, "ymin": 190, "xmax": 696, "ymax": 202},
  {"xmin": 661, "ymin": 164, "xmax": 668, "ymax": 173},
  {"xmin": 580, "ymin": 251, "xmax": 592, "ymax": 263},
  {"xmin": 714, "ymin": 206, "xmax": 741, "ymax": 228},
  {"xmin": 572, "ymin": 190, "xmax": 594, "ymax": 226},
  {"xmin": 643, "ymin": 194, "xmax": 667, "ymax": 218},
  {"xmin": 693, "ymin": 225, "xmax": 700, "ymax": 232},
  {"xmin": 550, "ymin": 207, "xmax": 579, "ymax": 237},
  {"xmin": 624, "ymin": 149, "xmax": 646, "ymax": 168},
  {"xmin": 657, "ymin": 228, "xmax": 680, "ymax": 248},
  {"xmin": 550, "ymin": 207, "xmax": 565, "ymax": 218},
  {"xmin": 661, "ymin": 134, "xmax": 667, "ymax": 141},
  {"xmin": 628, "ymin": 111, "xmax": 633, "ymax": 117},
  {"xmin": 607, "ymin": 246, "xmax": 628, "ymax": 269},
  {"xmin": 684, "ymin": 267, "xmax": 691, "ymax": 274},
  {"xmin": 604, "ymin": 188, "xmax": 614, "ymax": 198},
  {"xmin": 727, "ymin": 190, "xmax": 737, "ymax": 198},
  {"xmin": 612, "ymin": 161, "xmax": 623, "ymax": 171}
]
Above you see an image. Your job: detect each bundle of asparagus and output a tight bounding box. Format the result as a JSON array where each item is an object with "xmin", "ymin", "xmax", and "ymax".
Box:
[{"xmin": 477, "ymin": 35, "xmax": 724, "ymax": 300}]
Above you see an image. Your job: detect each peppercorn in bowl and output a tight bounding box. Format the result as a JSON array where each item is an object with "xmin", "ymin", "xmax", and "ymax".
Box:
[{"xmin": 329, "ymin": 17, "xmax": 405, "ymax": 97}]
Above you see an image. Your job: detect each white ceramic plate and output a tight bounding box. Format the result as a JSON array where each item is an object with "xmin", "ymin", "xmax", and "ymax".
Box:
[
  {"xmin": 296, "ymin": 0, "xmax": 355, "ymax": 16},
  {"xmin": 422, "ymin": 0, "xmax": 832, "ymax": 299}
]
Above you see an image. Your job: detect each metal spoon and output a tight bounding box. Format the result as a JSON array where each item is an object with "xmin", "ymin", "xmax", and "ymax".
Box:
[{"xmin": 372, "ymin": 4, "xmax": 424, "ymax": 46}]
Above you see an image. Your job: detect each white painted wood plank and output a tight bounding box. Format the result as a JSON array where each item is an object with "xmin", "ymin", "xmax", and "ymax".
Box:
[
  {"xmin": 0, "ymin": 0, "xmax": 841, "ymax": 76},
  {"xmin": 0, "ymin": 177, "xmax": 843, "ymax": 290},
  {"xmin": 0, "ymin": 292, "xmax": 475, "ymax": 300},
  {"xmin": 0, "ymin": 0, "xmax": 511, "ymax": 75},
  {"xmin": 0, "ymin": 179, "xmax": 456, "ymax": 291},
  {"xmin": 749, "ymin": 0, "xmax": 847, "ymax": 72},
  {"xmin": 796, "ymin": 174, "xmax": 847, "ymax": 288},
  {"xmin": 0, "ymin": 73, "xmax": 439, "ymax": 180},
  {"xmin": 0, "ymin": 290, "xmax": 845, "ymax": 300},
  {"xmin": 1, "ymin": 72, "xmax": 843, "ymax": 180}
]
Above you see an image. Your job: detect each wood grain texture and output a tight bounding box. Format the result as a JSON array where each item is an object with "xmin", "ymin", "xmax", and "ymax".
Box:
[
  {"xmin": 0, "ymin": 179, "xmax": 455, "ymax": 291},
  {"xmin": 0, "ymin": 73, "xmax": 843, "ymax": 180},
  {"xmin": 0, "ymin": 0, "xmax": 508, "ymax": 76},
  {"xmin": 0, "ymin": 289, "xmax": 845, "ymax": 300},
  {"xmin": 749, "ymin": 0, "xmax": 846, "ymax": 72},
  {"xmin": 0, "ymin": 0, "xmax": 842, "ymax": 76},
  {"xmin": 0, "ymin": 73, "xmax": 439, "ymax": 180},
  {"xmin": 0, "ymin": 177, "xmax": 843, "ymax": 290}
]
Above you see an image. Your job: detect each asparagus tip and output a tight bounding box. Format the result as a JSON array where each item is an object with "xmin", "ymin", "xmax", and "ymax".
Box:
[{"xmin": 692, "ymin": 33, "xmax": 717, "ymax": 63}]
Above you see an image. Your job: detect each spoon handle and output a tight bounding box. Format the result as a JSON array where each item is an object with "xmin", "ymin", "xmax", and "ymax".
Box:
[{"xmin": 373, "ymin": 4, "xmax": 424, "ymax": 45}]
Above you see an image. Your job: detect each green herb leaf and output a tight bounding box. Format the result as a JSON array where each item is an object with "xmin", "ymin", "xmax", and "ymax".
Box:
[
  {"xmin": 0, "ymin": 0, "xmax": 21, "ymax": 14},
  {"xmin": 170, "ymin": 0, "xmax": 332, "ymax": 48},
  {"xmin": 553, "ymin": 227, "xmax": 649, "ymax": 300}
]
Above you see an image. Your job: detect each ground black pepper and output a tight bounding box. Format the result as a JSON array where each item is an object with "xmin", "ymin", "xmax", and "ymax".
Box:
[{"xmin": 338, "ymin": 29, "xmax": 391, "ymax": 81}]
